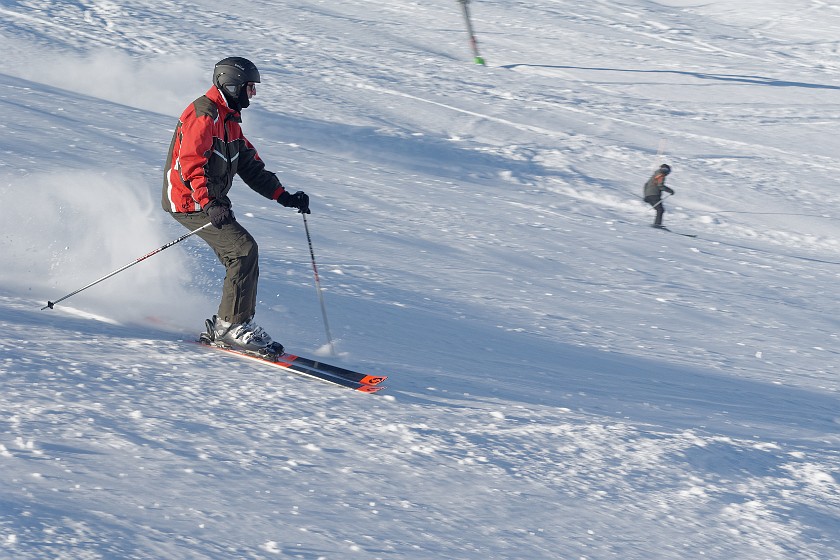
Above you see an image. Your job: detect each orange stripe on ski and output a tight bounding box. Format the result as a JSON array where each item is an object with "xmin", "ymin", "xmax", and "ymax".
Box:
[
  {"xmin": 199, "ymin": 343, "xmax": 384, "ymax": 393},
  {"xmin": 357, "ymin": 384, "xmax": 385, "ymax": 393}
]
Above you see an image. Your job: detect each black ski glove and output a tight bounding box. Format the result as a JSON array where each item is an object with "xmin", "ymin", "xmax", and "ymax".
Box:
[
  {"xmin": 664, "ymin": 187, "xmax": 675, "ymax": 195},
  {"xmin": 279, "ymin": 190, "xmax": 311, "ymax": 214},
  {"xmin": 204, "ymin": 200, "xmax": 234, "ymax": 228}
]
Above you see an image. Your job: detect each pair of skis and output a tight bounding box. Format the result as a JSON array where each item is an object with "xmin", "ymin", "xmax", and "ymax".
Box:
[
  {"xmin": 652, "ymin": 224, "xmax": 697, "ymax": 238},
  {"xmin": 198, "ymin": 333, "xmax": 387, "ymax": 394}
]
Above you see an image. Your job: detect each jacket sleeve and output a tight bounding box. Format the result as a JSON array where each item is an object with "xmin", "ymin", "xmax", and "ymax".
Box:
[{"xmin": 235, "ymin": 132, "xmax": 285, "ymax": 201}]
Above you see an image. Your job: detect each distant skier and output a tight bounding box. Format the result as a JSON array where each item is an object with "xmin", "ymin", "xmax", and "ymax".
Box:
[
  {"xmin": 643, "ymin": 164, "xmax": 675, "ymax": 228},
  {"xmin": 162, "ymin": 56, "xmax": 310, "ymax": 352}
]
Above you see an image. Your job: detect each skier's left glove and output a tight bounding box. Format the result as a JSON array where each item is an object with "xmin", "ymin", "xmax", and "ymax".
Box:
[
  {"xmin": 664, "ymin": 187, "xmax": 675, "ymax": 195},
  {"xmin": 279, "ymin": 190, "xmax": 311, "ymax": 214}
]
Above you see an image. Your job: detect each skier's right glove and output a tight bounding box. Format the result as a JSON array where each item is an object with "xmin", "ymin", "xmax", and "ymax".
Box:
[
  {"xmin": 204, "ymin": 200, "xmax": 234, "ymax": 228},
  {"xmin": 279, "ymin": 190, "xmax": 311, "ymax": 214}
]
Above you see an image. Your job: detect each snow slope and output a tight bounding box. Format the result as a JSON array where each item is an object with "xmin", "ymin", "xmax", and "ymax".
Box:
[{"xmin": 1, "ymin": 1, "xmax": 839, "ymax": 558}]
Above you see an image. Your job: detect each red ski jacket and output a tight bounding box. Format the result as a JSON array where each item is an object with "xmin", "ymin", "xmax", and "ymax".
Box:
[{"xmin": 162, "ymin": 86, "xmax": 284, "ymax": 213}]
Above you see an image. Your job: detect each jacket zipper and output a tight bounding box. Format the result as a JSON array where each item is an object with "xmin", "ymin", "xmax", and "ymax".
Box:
[{"xmin": 223, "ymin": 113, "xmax": 235, "ymax": 193}]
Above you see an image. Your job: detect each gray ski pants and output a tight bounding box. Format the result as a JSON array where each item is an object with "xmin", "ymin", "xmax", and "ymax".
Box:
[{"xmin": 170, "ymin": 212, "xmax": 259, "ymax": 325}]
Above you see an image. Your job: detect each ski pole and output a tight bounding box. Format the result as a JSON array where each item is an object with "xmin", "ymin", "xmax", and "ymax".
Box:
[
  {"xmin": 42, "ymin": 222, "xmax": 213, "ymax": 311},
  {"xmin": 302, "ymin": 213, "xmax": 336, "ymax": 356},
  {"xmin": 457, "ymin": 0, "xmax": 486, "ymax": 65},
  {"xmin": 651, "ymin": 192, "xmax": 673, "ymax": 209},
  {"xmin": 653, "ymin": 138, "xmax": 667, "ymax": 171}
]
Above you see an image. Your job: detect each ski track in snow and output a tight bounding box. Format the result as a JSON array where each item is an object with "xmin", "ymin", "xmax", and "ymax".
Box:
[{"xmin": 1, "ymin": 1, "xmax": 840, "ymax": 559}]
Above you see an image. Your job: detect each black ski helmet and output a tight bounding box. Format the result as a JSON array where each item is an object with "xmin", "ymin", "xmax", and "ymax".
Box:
[
  {"xmin": 213, "ymin": 57, "xmax": 260, "ymax": 109},
  {"xmin": 659, "ymin": 163, "xmax": 671, "ymax": 175}
]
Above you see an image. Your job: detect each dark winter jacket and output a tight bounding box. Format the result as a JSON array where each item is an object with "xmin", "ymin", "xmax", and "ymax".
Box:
[
  {"xmin": 162, "ymin": 86, "xmax": 284, "ymax": 213},
  {"xmin": 643, "ymin": 171, "xmax": 674, "ymax": 199}
]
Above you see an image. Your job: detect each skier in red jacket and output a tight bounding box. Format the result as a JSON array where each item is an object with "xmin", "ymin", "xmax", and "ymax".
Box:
[{"xmin": 162, "ymin": 57, "xmax": 309, "ymax": 352}]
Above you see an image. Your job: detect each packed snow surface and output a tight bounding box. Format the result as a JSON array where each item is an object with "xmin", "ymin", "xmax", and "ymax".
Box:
[{"xmin": 1, "ymin": 1, "xmax": 839, "ymax": 558}]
